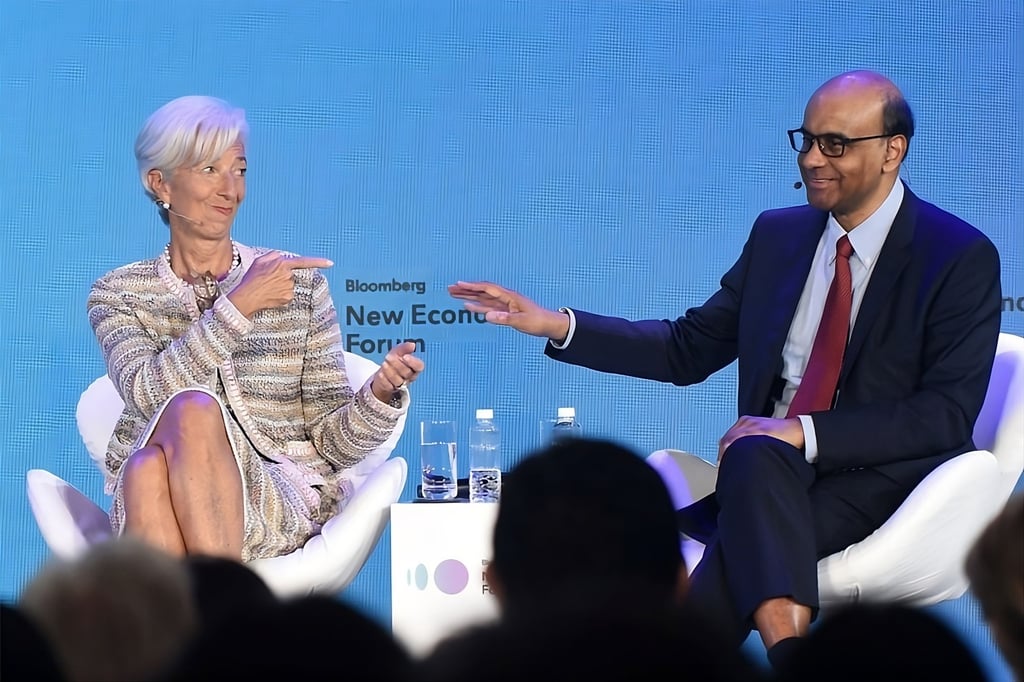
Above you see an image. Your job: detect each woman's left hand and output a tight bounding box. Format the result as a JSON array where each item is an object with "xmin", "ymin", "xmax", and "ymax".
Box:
[{"xmin": 370, "ymin": 342, "xmax": 425, "ymax": 403}]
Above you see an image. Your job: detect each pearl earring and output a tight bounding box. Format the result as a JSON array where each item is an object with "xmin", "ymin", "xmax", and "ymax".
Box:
[{"xmin": 153, "ymin": 198, "xmax": 170, "ymax": 210}]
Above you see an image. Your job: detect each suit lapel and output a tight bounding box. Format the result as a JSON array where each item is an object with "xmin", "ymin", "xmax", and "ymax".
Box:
[
  {"xmin": 841, "ymin": 189, "xmax": 917, "ymax": 383},
  {"xmin": 746, "ymin": 212, "xmax": 827, "ymax": 415}
]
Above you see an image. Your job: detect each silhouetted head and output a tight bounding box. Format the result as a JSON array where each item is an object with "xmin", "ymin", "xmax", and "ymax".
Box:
[
  {"xmin": 419, "ymin": 592, "xmax": 761, "ymax": 681},
  {"xmin": 777, "ymin": 603, "xmax": 986, "ymax": 682},
  {"xmin": 487, "ymin": 437, "xmax": 685, "ymax": 614},
  {"xmin": 0, "ymin": 603, "xmax": 65, "ymax": 680},
  {"xmin": 182, "ymin": 555, "xmax": 278, "ymax": 631},
  {"xmin": 19, "ymin": 538, "xmax": 197, "ymax": 682},
  {"xmin": 966, "ymin": 494, "xmax": 1024, "ymax": 680},
  {"xmin": 162, "ymin": 595, "xmax": 414, "ymax": 681}
]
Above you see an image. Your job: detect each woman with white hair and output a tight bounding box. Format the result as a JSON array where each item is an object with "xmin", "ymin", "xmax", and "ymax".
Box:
[{"xmin": 87, "ymin": 95, "xmax": 423, "ymax": 561}]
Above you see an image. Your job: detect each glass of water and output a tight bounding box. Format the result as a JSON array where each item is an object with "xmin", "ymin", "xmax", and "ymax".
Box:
[{"xmin": 420, "ymin": 420, "xmax": 458, "ymax": 500}]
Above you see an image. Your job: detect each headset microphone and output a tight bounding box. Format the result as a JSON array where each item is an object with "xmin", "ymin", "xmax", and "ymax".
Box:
[
  {"xmin": 155, "ymin": 199, "xmax": 204, "ymax": 226},
  {"xmin": 793, "ymin": 181, "xmax": 803, "ymax": 189}
]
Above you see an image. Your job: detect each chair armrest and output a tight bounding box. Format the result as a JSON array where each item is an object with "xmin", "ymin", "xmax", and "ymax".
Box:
[
  {"xmin": 76, "ymin": 375, "xmax": 124, "ymax": 482},
  {"xmin": 26, "ymin": 469, "xmax": 113, "ymax": 560},
  {"xmin": 338, "ymin": 352, "xmax": 408, "ymax": 490},
  {"xmin": 817, "ymin": 450, "xmax": 1004, "ymax": 607},
  {"xmin": 646, "ymin": 449, "xmax": 718, "ymax": 509}
]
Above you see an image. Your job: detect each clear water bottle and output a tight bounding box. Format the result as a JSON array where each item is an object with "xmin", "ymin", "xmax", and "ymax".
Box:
[
  {"xmin": 469, "ymin": 408, "xmax": 501, "ymax": 503},
  {"xmin": 551, "ymin": 406, "xmax": 582, "ymax": 441}
]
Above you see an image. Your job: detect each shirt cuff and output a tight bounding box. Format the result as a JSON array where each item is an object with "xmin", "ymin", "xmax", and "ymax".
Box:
[
  {"xmin": 213, "ymin": 295, "xmax": 255, "ymax": 335},
  {"xmin": 360, "ymin": 380, "xmax": 410, "ymax": 414},
  {"xmin": 798, "ymin": 414, "xmax": 819, "ymax": 464},
  {"xmin": 547, "ymin": 307, "xmax": 577, "ymax": 350}
]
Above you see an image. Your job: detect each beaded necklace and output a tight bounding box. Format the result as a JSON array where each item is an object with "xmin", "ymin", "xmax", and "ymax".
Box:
[{"xmin": 164, "ymin": 242, "xmax": 242, "ymax": 313}]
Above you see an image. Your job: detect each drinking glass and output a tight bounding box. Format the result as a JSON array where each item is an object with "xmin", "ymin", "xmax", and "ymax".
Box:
[{"xmin": 420, "ymin": 420, "xmax": 457, "ymax": 500}]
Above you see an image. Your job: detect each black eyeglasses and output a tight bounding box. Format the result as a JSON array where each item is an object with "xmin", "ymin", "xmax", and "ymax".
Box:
[{"xmin": 787, "ymin": 128, "xmax": 893, "ymax": 158}]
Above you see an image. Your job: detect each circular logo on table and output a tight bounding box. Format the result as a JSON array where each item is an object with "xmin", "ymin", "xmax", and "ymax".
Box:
[
  {"xmin": 413, "ymin": 564, "xmax": 429, "ymax": 590},
  {"xmin": 433, "ymin": 559, "xmax": 469, "ymax": 594},
  {"xmin": 406, "ymin": 559, "xmax": 470, "ymax": 594}
]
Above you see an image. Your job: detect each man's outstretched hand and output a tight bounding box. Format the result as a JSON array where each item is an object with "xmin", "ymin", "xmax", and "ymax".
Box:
[{"xmin": 448, "ymin": 280, "xmax": 570, "ymax": 343}]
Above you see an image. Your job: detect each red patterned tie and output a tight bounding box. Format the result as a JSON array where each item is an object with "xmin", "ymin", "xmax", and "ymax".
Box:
[{"xmin": 787, "ymin": 235, "xmax": 854, "ymax": 417}]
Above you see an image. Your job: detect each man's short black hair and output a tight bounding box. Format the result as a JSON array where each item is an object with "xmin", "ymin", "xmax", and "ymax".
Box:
[{"xmin": 883, "ymin": 92, "xmax": 915, "ymax": 152}]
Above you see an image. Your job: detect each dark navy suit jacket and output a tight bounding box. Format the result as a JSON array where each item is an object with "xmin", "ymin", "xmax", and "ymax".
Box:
[{"xmin": 547, "ymin": 188, "xmax": 1002, "ymax": 492}]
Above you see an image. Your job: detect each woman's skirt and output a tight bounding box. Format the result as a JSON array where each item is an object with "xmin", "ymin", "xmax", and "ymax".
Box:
[{"xmin": 109, "ymin": 387, "xmax": 334, "ymax": 561}]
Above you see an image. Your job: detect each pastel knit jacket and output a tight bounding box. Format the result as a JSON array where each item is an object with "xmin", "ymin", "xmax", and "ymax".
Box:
[{"xmin": 87, "ymin": 242, "xmax": 407, "ymax": 496}]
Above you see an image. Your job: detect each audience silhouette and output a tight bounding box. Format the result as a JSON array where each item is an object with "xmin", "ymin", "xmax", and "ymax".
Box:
[
  {"xmin": 966, "ymin": 493, "xmax": 1024, "ymax": 680},
  {"xmin": 421, "ymin": 437, "xmax": 761, "ymax": 680},
  {"xmin": 419, "ymin": 590, "xmax": 762, "ymax": 681},
  {"xmin": 1, "ymin": 603, "xmax": 65, "ymax": 680},
  {"xmin": 7, "ymin": 439, "xmax": 1012, "ymax": 682},
  {"xmin": 181, "ymin": 554, "xmax": 278, "ymax": 632},
  {"xmin": 161, "ymin": 594, "xmax": 414, "ymax": 681},
  {"xmin": 775, "ymin": 603, "xmax": 987, "ymax": 681},
  {"xmin": 485, "ymin": 437, "xmax": 688, "ymax": 614},
  {"xmin": 17, "ymin": 538, "xmax": 197, "ymax": 682}
]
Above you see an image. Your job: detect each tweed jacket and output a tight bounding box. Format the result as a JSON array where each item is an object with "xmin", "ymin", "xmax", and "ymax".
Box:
[{"xmin": 87, "ymin": 242, "xmax": 407, "ymax": 495}]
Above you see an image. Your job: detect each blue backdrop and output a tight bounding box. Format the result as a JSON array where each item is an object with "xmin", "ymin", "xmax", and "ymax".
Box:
[{"xmin": 1, "ymin": 1, "xmax": 1020, "ymax": 678}]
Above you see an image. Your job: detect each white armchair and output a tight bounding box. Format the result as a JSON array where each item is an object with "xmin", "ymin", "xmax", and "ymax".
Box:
[
  {"xmin": 647, "ymin": 332, "xmax": 1024, "ymax": 608},
  {"xmin": 26, "ymin": 351, "xmax": 408, "ymax": 598}
]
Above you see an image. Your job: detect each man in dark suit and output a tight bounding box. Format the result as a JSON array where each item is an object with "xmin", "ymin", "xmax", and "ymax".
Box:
[{"xmin": 448, "ymin": 70, "xmax": 1002, "ymax": 664}]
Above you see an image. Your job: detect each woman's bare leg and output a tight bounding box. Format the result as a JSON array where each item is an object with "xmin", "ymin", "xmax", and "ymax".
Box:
[
  {"xmin": 120, "ymin": 444, "xmax": 187, "ymax": 556},
  {"xmin": 147, "ymin": 390, "xmax": 244, "ymax": 560}
]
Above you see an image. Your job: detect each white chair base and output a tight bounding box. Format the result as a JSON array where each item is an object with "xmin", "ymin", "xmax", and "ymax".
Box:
[
  {"xmin": 648, "ymin": 445, "xmax": 1012, "ymax": 608},
  {"xmin": 26, "ymin": 469, "xmax": 114, "ymax": 560},
  {"xmin": 27, "ymin": 350, "xmax": 408, "ymax": 595},
  {"xmin": 25, "ymin": 457, "xmax": 407, "ymax": 597},
  {"xmin": 248, "ymin": 456, "xmax": 407, "ymax": 597},
  {"xmin": 645, "ymin": 332, "xmax": 1024, "ymax": 609}
]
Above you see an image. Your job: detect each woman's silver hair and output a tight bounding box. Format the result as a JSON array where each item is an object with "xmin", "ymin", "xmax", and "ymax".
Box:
[{"xmin": 135, "ymin": 95, "xmax": 249, "ymax": 223}]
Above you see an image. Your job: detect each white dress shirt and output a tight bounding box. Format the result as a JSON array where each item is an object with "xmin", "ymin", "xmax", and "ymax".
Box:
[
  {"xmin": 553, "ymin": 180, "xmax": 906, "ymax": 465},
  {"xmin": 781, "ymin": 180, "xmax": 904, "ymax": 462}
]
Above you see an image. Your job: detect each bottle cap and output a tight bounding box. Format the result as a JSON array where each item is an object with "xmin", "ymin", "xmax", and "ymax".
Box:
[
  {"xmin": 476, "ymin": 408, "xmax": 494, "ymax": 420},
  {"xmin": 557, "ymin": 407, "xmax": 576, "ymax": 419}
]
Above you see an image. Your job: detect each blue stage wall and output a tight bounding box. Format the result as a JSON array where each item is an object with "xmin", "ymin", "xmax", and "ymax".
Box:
[{"xmin": 1, "ymin": 1, "xmax": 1020, "ymax": 678}]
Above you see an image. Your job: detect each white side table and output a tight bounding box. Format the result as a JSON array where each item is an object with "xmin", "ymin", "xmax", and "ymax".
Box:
[{"xmin": 390, "ymin": 502, "xmax": 501, "ymax": 657}]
